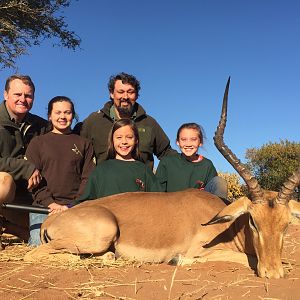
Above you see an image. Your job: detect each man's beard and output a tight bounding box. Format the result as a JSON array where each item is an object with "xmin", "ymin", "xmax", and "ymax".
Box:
[{"xmin": 117, "ymin": 102, "xmax": 134, "ymax": 118}]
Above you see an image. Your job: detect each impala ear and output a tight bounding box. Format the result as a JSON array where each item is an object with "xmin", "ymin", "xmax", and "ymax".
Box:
[
  {"xmin": 202, "ymin": 197, "xmax": 252, "ymax": 226},
  {"xmin": 288, "ymin": 200, "xmax": 300, "ymax": 219}
]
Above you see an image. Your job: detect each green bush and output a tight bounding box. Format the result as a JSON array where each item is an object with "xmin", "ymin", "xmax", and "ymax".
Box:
[
  {"xmin": 245, "ymin": 140, "xmax": 299, "ymax": 199},
  {"xmin": 218, "ymin": 172, "xmax": 247, "ymax": 201}
]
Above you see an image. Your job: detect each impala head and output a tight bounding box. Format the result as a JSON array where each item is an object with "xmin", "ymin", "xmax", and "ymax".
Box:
[{"xmin": 208, "ymin": 78, "xmax": 300, "ymax": 278}]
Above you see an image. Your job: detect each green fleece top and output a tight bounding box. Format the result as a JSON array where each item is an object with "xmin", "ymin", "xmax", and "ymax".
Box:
[
  {"xmin": 155, "ymin": 153, "xmax": 218, "ymax": 192},
  {"xmin": 74, "ymin": 101, "xmax": 176, "ymax": 169},
  {"xmin": 0, "ymin": 101, "xmax": 48, "ymax": 197},
  {"xmin": 78, "ymin": 159, "xmax": 163, "ymax": 201}
]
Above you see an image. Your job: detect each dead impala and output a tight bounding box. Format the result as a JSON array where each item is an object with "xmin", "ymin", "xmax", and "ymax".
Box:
[{"xmin": 25, "ymin": 78, "xmax": 300, "ymax": 279}]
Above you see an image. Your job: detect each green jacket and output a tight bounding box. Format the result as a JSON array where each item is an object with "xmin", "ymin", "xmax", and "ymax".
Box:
[
  {"xmin": 78, "ymin": 159, "xmax": 163, "ymax": 201},
  {"xmin": 74, "ymin": 101, "xmax": 176, "ymax": 169},
  {"xmin": 155, "ymin": 152, "xmax": 218, "ymax": 192},
  {"xmin": 0, "ymin": 101, "xmax": 48, "ymax": 194}
]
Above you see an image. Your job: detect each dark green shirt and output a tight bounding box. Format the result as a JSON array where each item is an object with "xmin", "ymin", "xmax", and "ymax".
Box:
[
  {"xmin": 74, "ymin": 101, "xmax": 176, "ymax": 169},
  {"xmin": 155, "ymin": 153, "xmax": 217, "ymax": 192},
  {"xmin": 79, "ymin": 159, "xmax": 163, "ymax": 201}
]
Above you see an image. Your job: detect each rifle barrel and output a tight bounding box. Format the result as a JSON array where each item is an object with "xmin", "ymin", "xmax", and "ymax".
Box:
[{"xmin": 1, "ymin": 203, "xmax": 49, "ymax": 214}]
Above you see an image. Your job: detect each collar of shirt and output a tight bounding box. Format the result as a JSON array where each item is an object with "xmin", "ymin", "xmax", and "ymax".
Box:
[
  {"xmin": 4, "ymin": 101, "xmax": 24, "ymax": 126},
  {"xmin": 4, "ymin": 102, "xmax": 16, "ymax": 122},
  {"xmin": 110, "ymin": 104, "xmax": 117, "ymax": 121}
]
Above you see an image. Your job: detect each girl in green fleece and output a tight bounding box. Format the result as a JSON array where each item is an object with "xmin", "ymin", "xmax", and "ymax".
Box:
[
  {"xmin": 156, "ymin": 123, "xmax": 228, "ymax": 201},
  {"xmin": 79, "ymin": 119, "xmax": 162, "ymax": 201}
]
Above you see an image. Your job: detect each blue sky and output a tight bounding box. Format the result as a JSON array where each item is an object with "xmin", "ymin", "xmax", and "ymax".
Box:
[{"xmin": 1, "ymin": 0, "xmax": 299, "ymax": 173}]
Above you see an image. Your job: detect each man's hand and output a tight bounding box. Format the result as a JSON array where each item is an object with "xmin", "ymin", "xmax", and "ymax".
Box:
[
  {"xmin": 27, "ymin": 169, "xmax": 42, "ymax": 190},
  {"xmin": 48, "ymin": 203, "xmax": 69, "ymax": 215}
]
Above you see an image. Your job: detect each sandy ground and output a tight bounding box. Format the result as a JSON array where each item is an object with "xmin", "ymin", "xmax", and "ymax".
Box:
[{"xmin": 0, "ymin": 225, "xmax": 299, "ymax": 300}]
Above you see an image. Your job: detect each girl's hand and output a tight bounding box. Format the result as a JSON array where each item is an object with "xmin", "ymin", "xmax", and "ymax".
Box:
[
  {"xmin": 27, "ymin": 169, "xmax": 42, "ymax": 190},
  {"xmin": 48, "ymin": 203, "xmax": 69, "ymax": 215}
]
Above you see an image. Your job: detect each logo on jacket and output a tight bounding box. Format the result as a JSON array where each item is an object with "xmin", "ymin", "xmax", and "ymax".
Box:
[
  {"xmin": 72, "ymin": 144, "xmax": 83, "ymax": 157},
  {"xmin": 195, "ymin": 180, "xmax": 205, "ymax": 190},
  {"xmin": 135, "ymin": 178, "xmax": 145, "ymax": 191}
]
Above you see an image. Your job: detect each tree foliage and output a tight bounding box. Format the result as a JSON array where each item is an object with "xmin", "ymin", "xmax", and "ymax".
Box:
[
  {"xmin": 218, "ymin": 172, "xmax": 247, "ymax": 201},
  {"xmin": 245, "ymin": 140, "xmax": 300, "ymax": 197},
  {"xmin": 0, "ymin": 0, "xmax": 80, "ymax": 69}
]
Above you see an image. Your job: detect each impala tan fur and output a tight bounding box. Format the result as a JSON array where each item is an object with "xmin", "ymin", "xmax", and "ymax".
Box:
[{"xmin": 25, "ymin": 78, "xmax": 300, "ymax": 279}]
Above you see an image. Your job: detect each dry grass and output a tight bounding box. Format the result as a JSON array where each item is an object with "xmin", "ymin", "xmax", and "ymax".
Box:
[
  {"xmin": 0, "ymin": 235, "xmax": 152, "ymax": 299},
  {"xmin": 0, "ymin": 227, "xmax": 300, "ymax": 300},
  {"xmin": 0, "ymin": 234, "xmax": 143, "ymax": 271}
]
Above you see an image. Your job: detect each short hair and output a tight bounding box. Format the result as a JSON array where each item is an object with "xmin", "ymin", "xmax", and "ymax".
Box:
[
  {"xmin": 106, "ymin": 118, "xmax": 140, "ymax": 160},
  {"xmin": 176, "ymin": 122, "xmax": 205, "ymax": 144},
  {"xmin": 5, "ymin": 75, "xmax": 35, "ymax": 94},
  {"xmin": 108, "ymin": 72, "xmax": 141, "ymax": 98}
]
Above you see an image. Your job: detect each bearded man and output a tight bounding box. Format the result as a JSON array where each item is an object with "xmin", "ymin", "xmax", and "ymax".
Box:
[{"xmin": 75, "ymin": 72, "xmax": 175, "ymax": 169}]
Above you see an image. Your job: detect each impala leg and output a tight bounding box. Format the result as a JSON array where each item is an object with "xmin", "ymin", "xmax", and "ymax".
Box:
[
  {"xmin": 180, "ymin": 248, "xmax": 257, "ymax": 270},
  {"xmin": 24, "ymin": 242, "xmax": 81, "ymax": 262},
  {"xmin": 175, "ymin": 230, "xmax": 257, "ymax": 269},
  {"xmin": 25, "ymin": 206, "xmax": 119, "ymax": 262}
]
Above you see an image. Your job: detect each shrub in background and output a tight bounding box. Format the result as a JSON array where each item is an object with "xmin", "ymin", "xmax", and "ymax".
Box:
[{"xmin": 218, "ymin": 172, "xmax": 247, "ymax": 201}]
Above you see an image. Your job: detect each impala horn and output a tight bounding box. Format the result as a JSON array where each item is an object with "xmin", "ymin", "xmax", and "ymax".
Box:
[
  {"xmin": 276, "ymin": 166, "xmax": 300, "ymax": 204},
  {"xmin": 214, "ymin": 77, "xmax": 264, "ymax": 202}
]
